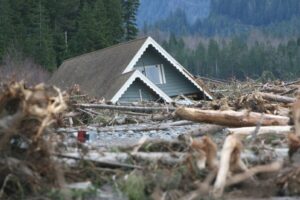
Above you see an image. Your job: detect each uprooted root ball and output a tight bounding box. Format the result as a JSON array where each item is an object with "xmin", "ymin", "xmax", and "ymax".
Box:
[{"xmin": 0, "ymin": 82, "xmax": 67, "ymax": 198}]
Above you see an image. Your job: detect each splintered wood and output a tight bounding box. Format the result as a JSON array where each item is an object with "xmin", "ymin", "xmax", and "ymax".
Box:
[
  {"xmin": 172, "ymin": 81, "xmax": 300, "ymax": 199},
  {"xmin": 293, "ymin": 99, "xmax": 300, "ymax": 136},
  {"xmin": 213, "ymin": 135, "xmax": 245, "ymax": 197},
  {"xmin": 212, "ymin": 135, "xmax": 283, "ymax": 198},
  {"xmin": 1, "ymin": 79, "xmax": 298, "ymax": 199},
  {"xmin": 189, "ymin": 136, "xmax": 218, "ymax": 170},
  {"xmin": 0, "ymin": 82, "xmax": 67, "ymax": 198}
]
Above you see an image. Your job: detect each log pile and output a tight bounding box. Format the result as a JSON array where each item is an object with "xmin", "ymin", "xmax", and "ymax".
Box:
[
  {"xmin": 173, "ymin": 80, "xmax": 300, "ymax": 199},
  {"xmin": 60, "ymin": 79, "xmax": 300, "ymax": 199},
  {"xmin": 1, "ymin": 79, "xmax": 300, "ymax": 199}
]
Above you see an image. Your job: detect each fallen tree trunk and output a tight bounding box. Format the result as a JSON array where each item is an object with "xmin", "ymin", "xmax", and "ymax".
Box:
[
  {"xmin": 261, "ymin": 86, "xmax": 288, "ymax": 94},
  {"xmin": 284, "ymin": 79, "xmax": 300, "ymax": 86},
  {"xmin": 56, "ymin": 154, "xmax": 142, "ymax": 169},
  {"xmin": 58, "ymin": 120, "xmax": 195, "ymax": 133},
  {"xmin": 176, "ymin": 107, "xmax": 290, "ymax": 127},
  {"xmin": 228, "ymin": 126, "xmax": 293, "ymax": 139},
  {"xmin": 75, "ymin": 103, "xmax": 176, "ymax": 113},
  {"xmin": 60, "ymin": 152, "xmax": 190, "ymax": 166},
  {"xmin": 258, "ymin": 92, "xmax": 296, "ymax": 104},
  {"xmin": 281, "ymin": 87, "xmax": 299, "ymax": 96},
  {"xmin": 59, "ymin": 148, "xmax": 288, "ymax": 168}
]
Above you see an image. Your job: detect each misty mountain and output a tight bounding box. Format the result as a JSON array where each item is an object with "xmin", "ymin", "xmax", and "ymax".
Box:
[
  {"xmin": 138, "ymin": 0, "xmax": 300, "ymax": 37},
  {"xmin": 137, "ymin": 0, "xmax": 210, "ymax": 27}
]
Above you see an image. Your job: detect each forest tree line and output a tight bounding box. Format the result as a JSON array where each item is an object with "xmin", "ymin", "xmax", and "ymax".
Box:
[
  {"xmin": 150, "ymin": 0, "xmax": 300, "ymax": 37},
  {"xmin": 163, "ymin": 35, "xmax": 300, "ymax": 80},
  {"xmin": 0, "ymin": 0, "xmax": 139, "ymax": 71},
  {"xmin": 211, "ymin": 0, "xmax": 300, "ymax": 26}
]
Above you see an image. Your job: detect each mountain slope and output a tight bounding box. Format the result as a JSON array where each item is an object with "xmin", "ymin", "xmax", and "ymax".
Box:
[
  {"xmin": 137, "ymin": 0, "xmax": 210, "ymax": 27},
  {"xmin": 138, "ymin": 0, "xmax": 300, "ymax": 37}
]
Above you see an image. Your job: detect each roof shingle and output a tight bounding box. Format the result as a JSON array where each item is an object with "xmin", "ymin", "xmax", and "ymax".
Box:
[{"xmin": 49, "ymin": 37, "xmax": 148, "ymax": 98}]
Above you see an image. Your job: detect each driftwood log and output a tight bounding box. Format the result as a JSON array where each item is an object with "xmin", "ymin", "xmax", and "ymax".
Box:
[
  {"xmin": 176, "ymin": 107, "xmax": 290, "ymax": 127},
  {"xmin": 261, "ymin": 86, "xmax": 289, "ymax": 94},
  {"xmin": 59, "ymin": 147, "xmax": 288, "ymax": 169},
  {"xmin": 76, "ymin": 103, "xmax": 176, "ymax": 113},
  {"xmin": 228, "ymin": 126, "xmax": 293, "ymax": 139},
  {"xmin": 284, "ymin": 79, "xmax": 300, "ymax": 86},
  {"xmin": 258, "ymin": 92, "xmax": 296, "ymax": 104},
  {"xmin": 58, "ymin": 120, "xmax": 195, "ymax": 133},
  {"xmin": 60, "ymin": 152, "xmax": 190, "ymax": 166}
]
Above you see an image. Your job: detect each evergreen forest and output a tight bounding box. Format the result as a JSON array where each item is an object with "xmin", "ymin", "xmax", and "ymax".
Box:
[
  {"xmin": 141, "ymin": 0, "xmax": 300, "ymax": 80},
  {"xmin": 1, "ymin": 0, "xmax": 300, "ymax": 80},
  {"xmin": 163, "ymin": 35, "xmax": 300, "ymax": 80},
  {"xmin": 0, "ymin": 0, "xmax": 139, "ymax": 71}
]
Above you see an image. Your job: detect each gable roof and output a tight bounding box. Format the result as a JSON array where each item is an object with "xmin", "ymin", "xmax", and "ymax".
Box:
[
  {"xmin": 122, "ymin": 37, "xmax": 213, "ymax": 100},
  {"xmin": 49, "ymin": 37, "xmax": 148, "ymax": 99},
  {"xmin": 49, "ymin": 36, "xmax": 213, "ymax": 102},
  {"xmin": 111, "ymin": 70, "xmax": 172, "ymax": 103}
]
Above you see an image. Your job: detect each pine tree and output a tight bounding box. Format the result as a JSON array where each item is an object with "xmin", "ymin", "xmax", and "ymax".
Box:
[
  {"xmin": 94, "ymin": 0, "xmax": 109, "ymax": 49},
  {"xmin": 0, "ymin": 0, "xmax": 14, "ymax": 58},
  {"xmin": 23, "ymin": 0, "xmax": 56, "ymax": 70},
  {"xmin": 45, "ymin": 0, "xmax": 80, "ymax": 65},
  {"xmin": 104, "ymin": 0, "xmax": 124, "ymax": 44},
  {"xmin": 0, "ymin": 0, "xmax": 138, "ymax": 70},
  {"xmin": 122, "ymin": 0, "xmax": 140, "ymax": 41},
  {"xmin": 207, "ymin": 39, "xmax": 220, "ymax": 77},
  {"xmin": 193, "ymin": 42, "xmax": 206, "ymax": 76},
  {"xmin": 72, "ymin": 2, "xmax": 98, "ymax": 55}
]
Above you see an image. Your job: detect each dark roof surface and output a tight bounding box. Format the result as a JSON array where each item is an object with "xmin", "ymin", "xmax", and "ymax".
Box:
[{"xmin": 49, "ymin": 37, "xmax": 148, "ymax": 99}]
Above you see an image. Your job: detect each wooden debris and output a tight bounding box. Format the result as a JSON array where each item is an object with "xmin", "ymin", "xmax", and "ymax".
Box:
[
  {"xmin": 277, "ymin": 166, "xmax": 300, "ymax": 196},
  {"xmin": 213, "ymin": 135, "xmax": 246, "ymax": 197},
  {"xmin": 56, "ymin": 153, "xmax": 142, "ymax": 169},
  {"xmin": 284, "ymin": 79, "xmax": 300, "ymax": 86},
  {"xmin": 179, "ymin": 124, "xmax": 224, "ymax": 138},
  {"xmin": 228, "ymin": 126, "xmax": 293, "ymax": 139},
  {"xmin": 60, "ymin": 151, "xmax": 190, "ymax": 166},
  {"xmin": 277, "ymin": 106, "xmax": 300, "ymax": 196},
  {"xmin": 281, "ymin": 87, "xmax": 299, "ymax": 96},
  {"xmin": 58, "ymin": 120, "xmax": 194, "ymax": 133},
  {"xmin": 287, "ymin": 133, "xmax": 300, "ymax": 162},
  {"xmin": 1, "ymin": 79, "xmax": 299, "ymax": 199},
  {"xmin": 176, "ymin": 107, "xmax": 290, "ymax": 127},
  {"xmin": 189, "ymin": 136, "xmax": 218, "ymax": 170},
  {"xmin": 261, "ymin": 85, "xmax": 289, "ymax": 94},
  {"xmin": 0, "ymin": 82, "xmax": 67, "ymax": 197},
  {"xmin": 258, "ymin": 92, "xmax": 296, "ymax": 104},
  {"xmin": 293, "ymin": 99, "xmax": 300, "ymax": 136},
  {"xmin": 226, "ymin": 161, "xmax": 283, "ymax": 187},
  {"xmin": 76, "ymin": 103, "xmax": 176, "ymax": 113}
]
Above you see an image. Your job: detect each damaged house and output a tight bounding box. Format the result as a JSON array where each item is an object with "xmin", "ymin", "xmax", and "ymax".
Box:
[{"xmin": 50, "ymin": 37, "xmax": 212, "ymax": 103}]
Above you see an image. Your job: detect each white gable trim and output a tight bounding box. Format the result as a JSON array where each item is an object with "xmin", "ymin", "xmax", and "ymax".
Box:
[
  {"xmin": 123, "ymin": 37, "xmax": 213, "ymax": 100},
  {"xmin": 111, "ymin": 70, "xmax": 173, "ymax": 103}
]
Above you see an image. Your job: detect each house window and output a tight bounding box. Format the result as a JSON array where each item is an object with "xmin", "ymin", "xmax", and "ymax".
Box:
[{"xmin": 139, "ymin": 64, "xmax": 166, "ymax": 84}]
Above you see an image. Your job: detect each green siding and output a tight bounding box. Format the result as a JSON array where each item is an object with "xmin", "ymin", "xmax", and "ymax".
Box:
[
  {"xmin": 119, "ymin": 79, "xmax": 160, "ymax": 102},
  {"xmin": 134, "ymin": 46, "xmax": 199, "ymax": 97}
]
